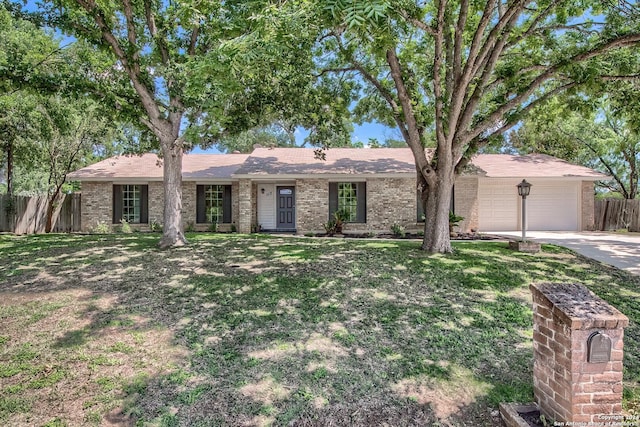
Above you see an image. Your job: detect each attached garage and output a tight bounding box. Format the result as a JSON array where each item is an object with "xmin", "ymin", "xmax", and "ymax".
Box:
[
  {"xmin": 528, "ymin": 181, "xmax": 579, "ymax": 231},
  {"xmin": 478, "ymin": 181, "xmax": 518, "ymax": 231},
  {"xmin": 477, "ymin": 178, "xmax": 583, "ymax": 232}
]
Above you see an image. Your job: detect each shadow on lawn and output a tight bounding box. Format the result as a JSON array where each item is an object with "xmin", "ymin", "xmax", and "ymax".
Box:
[{"xmin": 0, "ymin": 234, "xmax": 638, "ymax": 425}]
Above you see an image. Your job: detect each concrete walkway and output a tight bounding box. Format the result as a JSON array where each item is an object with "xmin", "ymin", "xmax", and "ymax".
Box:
[{"xmin": 491, "ymin": 231, "xmax": 640, "ymax": 276}]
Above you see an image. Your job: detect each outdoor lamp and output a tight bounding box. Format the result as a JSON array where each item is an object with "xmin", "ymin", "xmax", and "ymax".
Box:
[
  {"xmin": 517, "ymin": 179, "xmax": 532, "ymax": 241},
  {"xmin": 517, "ymin": 179, "xmax": 531, "ymax": 198}
]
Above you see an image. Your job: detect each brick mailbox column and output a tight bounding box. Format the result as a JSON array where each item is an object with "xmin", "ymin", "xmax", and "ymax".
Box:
[{"xmin": 530, "ymin": 283, "xmax": 629, "ymax": 424}]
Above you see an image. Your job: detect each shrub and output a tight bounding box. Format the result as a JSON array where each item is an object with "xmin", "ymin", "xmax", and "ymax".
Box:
[
  {"xmin": 119, "ymin": 219, "xmax": 132, "ymax": 233},
  {"xmin": 231, "ymin": 224, "xmax": 237, "ymax": 233},
  {"xmin": 91, "ymin": 221, "xmax": 111, "ymax": 234},
  {"xmin": 208, "ymin": 222, "xmax": 218, "ymax": 232},
  {"xmin": 185, "ymin": 221, "xmax": 195, "ymax": 233},
  {"xmin": 324, "ymin": 209, "xmax": 350, "ymax": 235},
  {"xmin": 150, "ymin": 220, "xmax": 163, "ymax": 232},
  {"xmin": 391, "ymin": 223, "xmax": 406, "ymax": 238},
  {"xmin": 449, "ymin": 212, "xmax": 464, "ymax": 232}
]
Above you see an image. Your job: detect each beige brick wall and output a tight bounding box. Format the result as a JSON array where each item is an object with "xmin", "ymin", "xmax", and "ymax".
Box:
[
  {"xmin": 79, "ymin": 175, "xmax": 487, "ymax": 234},
  {"xmin": 148, "ymin": 182, "xmax": 164, "ymax": 226},
  {"xmin": 362, "ymin": 177, "xmax": 416, "ymax": 233},
  {"xmin": 182, "ymin": 182, "xmax": 196, "ymax": 228},
  {"xmin": 581, "ymin": 181, "xmax": 595, "ymax": 231},
  {"xmin": 80, "ymin": 180, "xmax": 201, "ymax": 232},
  {"xmin": 238, "ymin": 179, "xmax": 253, "ymax": 233},
  {"xmin": 296, "ymin": 179, "xmax": 329, "ymax": 234},
  {"xmin": 454, "ymin": 177, "xmax": 479, "ymax": 232},
  {"xmin": 80, "ymin": 182, "xmax": 113, "ymax": 231}
]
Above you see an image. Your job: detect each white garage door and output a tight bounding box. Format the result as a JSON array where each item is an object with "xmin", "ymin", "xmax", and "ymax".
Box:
[
  {"xmin": 528, "ymin": 182, "xmax": 579, "ymax": 231},
  {"xmin": 478, "ymin": 182, "xmax": 518, "ymax": 231},
  {"xmin": 478, "ymin": 180, "xmax": 580, "ymax": 231}
]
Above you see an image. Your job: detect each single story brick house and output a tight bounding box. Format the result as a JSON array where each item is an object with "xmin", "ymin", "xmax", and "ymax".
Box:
[{"xmin": 68, "ymin": 147, "xmax": 607, "ymax": 234}]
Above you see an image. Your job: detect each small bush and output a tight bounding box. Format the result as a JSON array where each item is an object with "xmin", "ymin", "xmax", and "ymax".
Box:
[
  {"xmin": 391, "ymin": 223, "xmax": 406, "ymax": 238},
  {"xmin": 209, "ymin": 222, "xmax": 218, "ymax": 232},
  {"xmin": 324, "ymin": 209, "xmax": 350, "ymax": 235},
  {"xmin": 119, "ymin": 219, "xmax": 132, "ymax": 233},
  {"xmin": 150, "ymin": 220, "xmax": 163, "ymax": 232},
  {"xmin": 91, "ymin": 221, "xmax": 111, "ymax": 234},
  {"xmin": 185, "ymin": 221, "xmax": 195, "ymax": 233},
  {"xmin": 449, "ymin": 212, "xmax": 464, "ymax": 232},
  {"xmin": 231, "ymin": 224, "xmax": 237, "ymax": 233}
]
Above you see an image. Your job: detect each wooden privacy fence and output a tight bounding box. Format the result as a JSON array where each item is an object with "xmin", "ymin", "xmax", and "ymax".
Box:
[
  {"xmin": 0, "ymin": 194, "xmax": 81, "ymax": 234},
  {"xmin": 594, "ymin": 199, "xmax": 640, "ymax": 232}
]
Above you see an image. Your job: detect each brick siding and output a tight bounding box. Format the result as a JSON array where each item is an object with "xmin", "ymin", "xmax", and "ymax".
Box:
[
  {"xmin": 453, "ymin": 177, "xmax": 478, "ymax": 232},
  {"xmin": 295, "ymin": 179, "xmax": 330, "ymax": 234},
  {"xmin": 531, "ymin": 283, "xmax": 628, "ymax": 424},
  {"xmin": 80, "ymin": 182, "xmax": 113, "ymax": 231},
  {"xmin": 581, "ymin": 181, "xmax": 595, "ymax": 231}
]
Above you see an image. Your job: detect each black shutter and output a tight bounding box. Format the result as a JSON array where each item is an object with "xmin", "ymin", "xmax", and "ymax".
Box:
[
  {"xmin": 196, "ymin": 185, "xmax": 206, "ymax": 223},
  {"xmin": 140, "ymin": 185, "xmax": 149, "ymax": 224},
  {"xmin": 450, "ymin": 185, "xmax": 456, "ymax": 213},
  {"xmin": 328, "ymin": 183, "xmax": 338, "ymax": 220},
  {"xmin": 356, "ymin": 182, "xmax": 366, "ymax": 223},
  {"xmin": 223, "ymin": 185, "xmax": 232, "ymax": 223},
  {"xmin": 112, "ymin": 185, "xmax": 122, "ymax": 224}
]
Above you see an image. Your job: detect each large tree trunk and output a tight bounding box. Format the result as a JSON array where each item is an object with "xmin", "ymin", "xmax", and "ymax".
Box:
[
  {"xmin": 45, "ymin": 191, "xmax": 60, "ymax": 233},
  {"xmin": 158, "ymin": 142, "xmax": 188, "ymax": 249},
  {"xmin": 421, "ymin": 168, "xmax": 454, "ymax": 253}
]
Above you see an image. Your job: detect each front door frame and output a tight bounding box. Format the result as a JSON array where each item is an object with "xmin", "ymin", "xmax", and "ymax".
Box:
[{"xmin": 276, "ymin": 186, "xmax": 296, "ymax": 230}]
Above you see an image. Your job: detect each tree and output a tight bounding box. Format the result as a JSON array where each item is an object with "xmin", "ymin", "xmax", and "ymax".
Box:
[
  {"xmin": 39, "ymin": 1, "xmax": 259, "ymax": 247},
  {"xmin": 508, "ymin": 98, "xmax": 639, "ymax": 199},
  {"xmin": 271, "ymin": 0, "xmax": 640, "ymax": 252},
  {"xmin": 216, "ymin": 122, "xmax": 299, "ymax": 154},
  {"xmin": 0, "ymin": 4, "xmax": 61, "ymax": 200},
  {"xmin": 38, "ymin": 97, "xmax": 117, "ymax": 232}
]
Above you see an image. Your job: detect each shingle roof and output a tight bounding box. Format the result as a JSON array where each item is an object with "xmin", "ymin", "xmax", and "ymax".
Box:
[
  {"xmin": 233, "ymin": 148, "xmax": 416, "ymax": 176},
  {"xmin": 471, "ymin": 153, "xmax": 607, "ymax": 179},
  {"xmin": 234, "ymin": 148, "xmax": 607, "ymax": 179},
  {"xmin": 68, "ymin": 148, "xmax": 607, "ymax": 181},
  {"xmin": 68, "ymin": 153, "xmax": 249, "ymax": 181}
]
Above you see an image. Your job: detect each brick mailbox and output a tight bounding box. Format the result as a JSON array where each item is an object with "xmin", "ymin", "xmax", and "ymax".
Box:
[{"xmin": 530, "ymin": 283, "xmax": 629, "ymax": 424}]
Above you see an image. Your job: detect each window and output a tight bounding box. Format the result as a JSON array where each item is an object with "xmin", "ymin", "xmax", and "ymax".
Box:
[
  {"xmin": 113, "ymin": 184, "xmax": 148, "ymax": 224},
  {"xmin": 205, "ymin": 185, "xmax": 225, "ymax": 223},
  {"xmin": 338, "ymin": 183, "xmax": 358, "ymax": 221},
  {"xmin": 197, "ymin": 185, "xmax": 232, "ymax": 224},
  {"xmin": 122, "ymin": 185, "xmax": 141, "ymax": 223},
  {"xmin": 329, "ymin": 182, "xmax": 366, "ymax": 223}
]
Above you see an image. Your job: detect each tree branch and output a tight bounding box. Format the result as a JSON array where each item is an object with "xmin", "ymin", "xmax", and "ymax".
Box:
[
  {"xmin": 465, "ymin": 32, "xmax": 640, "ymax": 142},
  {"xmin": 387, "ymin": 48, "xmax": 430, "ymax": 174},
  {"xmin": 397, "ymin": 9, "xmax": 437, "ymax": 36}
]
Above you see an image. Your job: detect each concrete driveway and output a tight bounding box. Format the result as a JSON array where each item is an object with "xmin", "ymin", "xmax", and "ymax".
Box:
[{"xmin": 491, "ymin": 231, "xmax": 640, "ymax": 275}]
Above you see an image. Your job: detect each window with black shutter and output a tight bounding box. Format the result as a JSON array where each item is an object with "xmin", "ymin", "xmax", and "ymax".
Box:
[
  {"xmin": 329, "ymin": 182, "xmax": 366, "ymax": 223},
  {"xmin": 196, "ymin": 185, "xmax": 232, "ymax": 224},
  {"xmin": 113, "ymin": 184, "xmax": 148, "ymax": 224}
]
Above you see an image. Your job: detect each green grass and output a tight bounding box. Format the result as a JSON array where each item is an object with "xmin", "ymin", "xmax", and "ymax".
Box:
[{"xmin": 0, "ymin": 233, "xmax": 638, "ymax": 425}]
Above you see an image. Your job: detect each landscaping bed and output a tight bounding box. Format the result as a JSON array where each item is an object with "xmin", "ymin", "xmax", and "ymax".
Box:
[{"xmin": 0, "ymin": 234, "xmax": 638, "ymax": 426}]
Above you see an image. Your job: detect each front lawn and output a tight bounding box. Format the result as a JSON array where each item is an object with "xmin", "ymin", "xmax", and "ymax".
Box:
[{"xmin": 0, "ymin": 234, "xmax": 638, "ymax": 426}]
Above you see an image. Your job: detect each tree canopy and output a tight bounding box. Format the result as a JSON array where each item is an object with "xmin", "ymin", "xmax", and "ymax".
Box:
[{"xmin": 259, "ymin": 0, "xmax": 640, "ymax": 252}]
